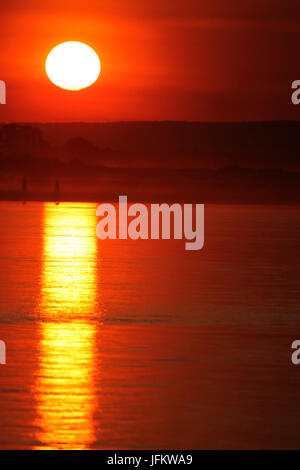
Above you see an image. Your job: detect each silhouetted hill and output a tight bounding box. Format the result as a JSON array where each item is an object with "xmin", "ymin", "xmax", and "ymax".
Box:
[
  {"xmin": 1, "ymin": 121, "xmax": 300, "ymax": 203},
  {"xmin": 35, "ymin": 121, "xmax": 300, "ymax": 170}
]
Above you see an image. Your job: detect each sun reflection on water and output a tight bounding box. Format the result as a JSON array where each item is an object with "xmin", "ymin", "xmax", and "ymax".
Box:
[{"xmin": 34, "ymin": 202, "xmax": 99, "ymax": 450}]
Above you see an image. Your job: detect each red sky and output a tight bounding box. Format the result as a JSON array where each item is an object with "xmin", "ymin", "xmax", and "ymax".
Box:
[{"xmin": 1, "ymin": 0, "xmax": 300, "ymax": 122}]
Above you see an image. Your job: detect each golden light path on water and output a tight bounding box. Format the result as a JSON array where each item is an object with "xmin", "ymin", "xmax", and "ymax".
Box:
[{"xmin": 34, "ymin": 203, "xmax": 98, "ymax": 450}]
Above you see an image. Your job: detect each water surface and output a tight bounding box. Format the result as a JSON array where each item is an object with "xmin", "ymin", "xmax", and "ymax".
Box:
[{"xmin": 0, "ymin": 202, "xmax": 300, "ymax": 449}]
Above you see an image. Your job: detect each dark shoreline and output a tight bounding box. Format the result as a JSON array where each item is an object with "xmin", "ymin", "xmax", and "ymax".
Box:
[{"xmin": 1, "ymin": 194, "xmax": 300, "ymax": 205}]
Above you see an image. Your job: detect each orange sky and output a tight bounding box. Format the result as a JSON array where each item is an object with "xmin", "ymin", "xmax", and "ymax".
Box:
[{"xmin": 1, "ymin": 0, "xmax": 300, "ymax": 122}]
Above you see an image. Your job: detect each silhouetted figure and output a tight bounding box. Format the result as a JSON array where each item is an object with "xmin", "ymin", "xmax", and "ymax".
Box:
[
  {"xmin": 22, "ymin": 176, "xmax": 27, "ymax": 205},
  {"xmin": 54, "ymin": 179, "xmax": 60, "ymax": 205}
]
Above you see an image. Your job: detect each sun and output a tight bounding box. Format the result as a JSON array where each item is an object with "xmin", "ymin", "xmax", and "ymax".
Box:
[{"xmin": 46, "ymin": 41, "xmax": 101, "ymax": 91}]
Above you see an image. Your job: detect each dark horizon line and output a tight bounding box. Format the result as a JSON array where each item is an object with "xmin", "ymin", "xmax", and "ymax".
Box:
[
  {"xmin": 1, "ymin": 193, "xmax": 299, "ymax": 206},
  {"xmin": 1, "ymin": 119, "xmax": 300, "ymax": 125}
]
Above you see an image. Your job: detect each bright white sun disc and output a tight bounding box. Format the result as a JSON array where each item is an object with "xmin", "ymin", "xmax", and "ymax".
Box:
[{"xmin": 46, "ymin": 41, "xmax": 101, "ymax": 91}]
